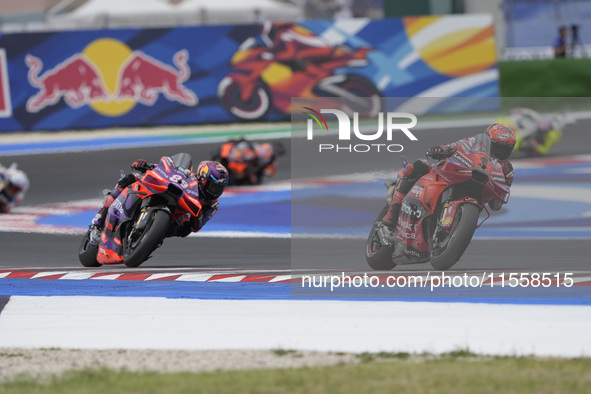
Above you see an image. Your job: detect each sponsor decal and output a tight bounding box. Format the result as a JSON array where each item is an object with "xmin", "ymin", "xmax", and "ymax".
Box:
[
  {"xmin": 411, "ymin": 185, "xmax": 424, "ymax": 197},
  {"xmin": 398, "ymin": 220, "xmax": 417, "ymax": 232},
  {"xmin": 452, "ymin": 152, "xmax": 472, "ymax": 168},
  {"xmin": 401, "ymin": 202, "xmax": 422, "ymax": 219},
  {"xmin": 112, "ymin": 199, "xmax": 124, "ymax": 214},
  {"xmin": 399, "ymin": 229, "xmax": 416, "ymax": 239}
]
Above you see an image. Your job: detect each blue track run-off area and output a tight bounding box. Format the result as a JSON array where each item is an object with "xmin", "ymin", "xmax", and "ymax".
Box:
[
  {"xmin": 37, "ymin": 155, "xmax": 591, "ymax": 239},
  {"xmin": 1, "ymin": 279, "xmax": 590, "ymax": 305}
]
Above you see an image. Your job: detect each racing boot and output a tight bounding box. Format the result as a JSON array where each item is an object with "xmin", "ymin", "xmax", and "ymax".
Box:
[
  {"xmin": 382, "ymin": 190, "xmax": 405, "ymax": 230},
  {"xmin": 88, "ymin": 173, "xmax": 137, "ymax": 243},
  {"xmin": 380, "ymin": 160, "xmax": 430, "ymax": 229},
  {"xmin": 88, "ymin": 193, "xmax": 115, "ymax": 244}
]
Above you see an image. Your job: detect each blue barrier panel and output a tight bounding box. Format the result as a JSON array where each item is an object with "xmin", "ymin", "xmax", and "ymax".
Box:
[{"xmin": 0, "ymin": 15, "xmax": 499, "ymax": 131}]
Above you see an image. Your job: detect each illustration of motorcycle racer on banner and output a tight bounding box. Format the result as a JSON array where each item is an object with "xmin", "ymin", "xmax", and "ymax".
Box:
[{"xmin": 218, "ymin": 21, "xmax": 382, "ymax": 120}]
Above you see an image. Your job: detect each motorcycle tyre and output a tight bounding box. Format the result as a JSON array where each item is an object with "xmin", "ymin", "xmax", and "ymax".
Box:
[
  {"xmin": 221, "ymin": 80, "xmax": 270, "ymax": 120},
  {"xmin": 78, "ymin": 230, "xmax": 101, "ymax": 267},
  {"xmin": 123, "ymin": 209, "xmax": 171, "ymax": 268},
  {"xmin": 365, "ymin": 205, "xmax": 397, "ymax": 270},
  {"xmin": 339, "ymin": 74, "xmax": 383, "ymax": 117},
  {"xmin": 430, "ymin": 203, "xmax": 479, "ymax": 271}
]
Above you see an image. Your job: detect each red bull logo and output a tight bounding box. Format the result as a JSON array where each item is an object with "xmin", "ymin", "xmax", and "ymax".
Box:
[
  {"xmin": 26, "ymin": 54, "xmax": 108, "ymax": 112},
  {"xmin": 25, "ymin": 38, "xmax": 198, "ymax": 116},
  {"xmin": 116, "ymin": 49, "xmax": 197, "ymax": 106}
]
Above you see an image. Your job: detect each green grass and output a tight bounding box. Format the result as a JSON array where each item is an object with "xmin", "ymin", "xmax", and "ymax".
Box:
[
  {"xmin": 271, "ymin": 348, "xmax": 302, "ymax": 357},
  {"xmin": 356, "ymin": 351, "xmax": 412, "ymax": 363},
  {"xmin": 498, "ymin": 58, "xmax": 591, "ymax": 113},
  {"xmin": 499, "ymin": 58, "xmax": 591, "ymax": 98},
  {"xmin": 2, "ymin": 357, "xmax": 591, "ymax": 394}
]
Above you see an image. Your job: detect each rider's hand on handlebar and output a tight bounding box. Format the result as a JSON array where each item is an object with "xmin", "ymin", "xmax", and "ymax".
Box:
[
  {"xmin": 131, "ymin": 159, "xmax": 153, "ymax": 172},
  {"xmin": 427, "ymin": 146, "xmax": 451, "ymax": 160}
]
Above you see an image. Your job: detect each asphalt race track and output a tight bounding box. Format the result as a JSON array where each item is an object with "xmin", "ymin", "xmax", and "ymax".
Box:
[{"xmin": 0, "ymin": 119, "xmax": 590, "ymax": 272}]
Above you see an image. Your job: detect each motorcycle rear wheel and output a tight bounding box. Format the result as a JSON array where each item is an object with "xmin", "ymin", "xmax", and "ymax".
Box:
[
  {"xmin": 221, "ymin": 79, "xmax": 270, "ymax": 120},
  {"xmin": 339, "ymin": 74, "xmax": 383, "ymax": 118},
  {"xmin": 123, "ymin": 209, "xmax": 171, "ymax": 268},
  {"xmin": 429, "ymin": 203, "xmax": 479, "ymax": 271},
  {"xmin": 78, "ymin": 230, "xmax": 101, "ymax": 267},
  {"xmin": 365, "ymin": 205, "xmax": 397, "ymax": 270}
]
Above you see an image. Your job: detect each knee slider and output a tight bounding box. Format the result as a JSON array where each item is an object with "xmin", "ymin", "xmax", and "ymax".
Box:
[
  {"xmin": 117, "ymin": 173, "xmax": 137, "ymax": 188},
  {"xmin": 398, "ymin": 160, "xmax": 430, "ymax": 195},
  {"xmin": 411, "ymin": 159, "xmax": 430, "ymax": 178}
]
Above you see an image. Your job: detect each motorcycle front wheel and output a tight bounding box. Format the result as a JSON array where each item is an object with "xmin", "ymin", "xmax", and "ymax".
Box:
[
  {"xmin": 123, "ymin": 209, "xmax": 171, "ymax": 268},
  {"xmin": 78, "ymin": 230, "xmax": 101, "ymax": 267},
  {"xmin": 429, "ymin": 203, "xmax": 480, "ymax": 271},
  {"xmin": 365, "ymin": 205, "xmax": 397, "ymax": 270}
]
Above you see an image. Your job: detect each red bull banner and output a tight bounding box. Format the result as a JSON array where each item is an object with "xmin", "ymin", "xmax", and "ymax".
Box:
[{"xmin": 0, "ymin": 15, "xmax": 499, "ymax": 132}]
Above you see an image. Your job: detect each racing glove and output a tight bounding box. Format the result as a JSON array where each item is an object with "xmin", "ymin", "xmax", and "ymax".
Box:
[
  {"xmin": 131, "ymin": 159, "xmax": 153, "ymax": 172},
  {"xmin": 427, "ymin": 146, "xmax": 455, "ymax": 160}
]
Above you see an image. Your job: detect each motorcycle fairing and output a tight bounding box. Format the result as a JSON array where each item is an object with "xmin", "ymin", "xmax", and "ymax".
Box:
[
  {"xmin": 98, "ymin": 188, "xmax": 142, "ymax": 264},
  {"xmin": 393, "ymin": 195, "xmax": 431, "ymax": 263},
  {"xmin": 393, "ymin": 172, "xmax": 450, "ymax": 263},
  {"xmin": 137, "ymin": 168, "xmax": 202, "ymax": 217}
]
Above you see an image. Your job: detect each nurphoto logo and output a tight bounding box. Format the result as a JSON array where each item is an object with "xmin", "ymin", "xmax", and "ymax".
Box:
[{"xmin": 304, "ymin": 108, "xmax": 418, "ymax": 153}]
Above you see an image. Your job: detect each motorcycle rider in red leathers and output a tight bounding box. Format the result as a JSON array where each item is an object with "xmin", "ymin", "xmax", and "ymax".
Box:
[
  {"xmin": 382, "ymin": 124, "xmax": 517, "ymax": 230},
  {"xmin": 88, "ymin": 154, "xmax": 228, "ymax": 244}
]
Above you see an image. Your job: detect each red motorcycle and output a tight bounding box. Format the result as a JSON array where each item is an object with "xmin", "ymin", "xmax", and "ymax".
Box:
[
  {"xmin": 217, "ymin": 37, "xmax": 382, "ymax": 120},
  {"xmin": 365, "ymin": 134, "xmax": 510, "ymax": 271}
]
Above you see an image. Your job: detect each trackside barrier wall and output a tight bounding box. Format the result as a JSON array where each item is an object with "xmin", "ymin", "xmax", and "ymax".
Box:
[{"xmin": 0, "ymin": 14, "xmax": 499, "ymax": 132}]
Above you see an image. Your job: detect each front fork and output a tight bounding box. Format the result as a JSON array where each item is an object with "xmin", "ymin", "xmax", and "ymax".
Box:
[{"xmin": 436, "ymin": 198, "xmax": 487, "ymax": 234}]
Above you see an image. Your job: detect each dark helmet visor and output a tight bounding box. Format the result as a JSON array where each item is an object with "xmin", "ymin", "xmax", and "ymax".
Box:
[{"xmin": 491, "ymin": 141, "xmax": 514, "ymax": 160}]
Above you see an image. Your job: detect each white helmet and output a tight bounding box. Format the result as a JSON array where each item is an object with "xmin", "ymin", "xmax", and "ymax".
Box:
[{"xmin": 5, "ymin": 163, "xmax": 29, "ymax": 195}]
